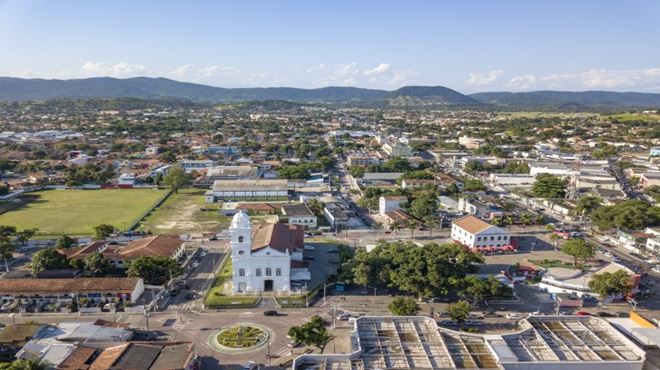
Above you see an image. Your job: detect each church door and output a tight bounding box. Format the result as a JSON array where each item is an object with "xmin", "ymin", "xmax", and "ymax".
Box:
[{"xmin": 264, "ymin": 280, "xmax": 274, "ymax": 292}]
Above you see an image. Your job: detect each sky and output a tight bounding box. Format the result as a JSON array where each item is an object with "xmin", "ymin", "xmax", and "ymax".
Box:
[{"xmin": 1, "ymin": 0, "xmax": 660, "ymax": 92}]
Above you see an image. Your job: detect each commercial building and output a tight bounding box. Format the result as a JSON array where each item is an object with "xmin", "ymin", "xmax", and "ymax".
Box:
[
  {"xmin": 178, "ymin": 159, "xmax": 216, "ymax": 172},
  {"xmin": 0, "ymin": 277, "xmax": 144, "ymax": 305},
  {"xmin": 458, "ymin": 135, "xmax": 486, "ymax": 149},
  {"xmin": 540, "ymin": 262, "xmax": 640, "ymax": 299},
  {"xmin": 451, "ymin": 215, "xmax": 513, "ymax": 252},
  {"xmin": 281, "ymin": 203, "xmax": 318, "ymax": 229},
  {"xmin": 382, "ymin": 142, "xmax": 413, "ymax": 157},
  {"xmin": 205, "ymin": 179, "xmax": 288, "ymax": 202},
  {"xmin": 293, "ymin": 316, "xmax": 645, "ymax": 370}
]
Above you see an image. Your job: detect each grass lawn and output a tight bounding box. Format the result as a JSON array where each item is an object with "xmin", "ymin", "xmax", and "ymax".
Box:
[
  {"xmin": 204, "ymin": 257, "xmax": 259, "ymax": 307},
  {"xmin": 529, "ymin": 258, "xmax": 582, "ymax": 270},
  {"xmin": 137, "ymin": 189, "xmax": 231, "ymax": 234},
  {"xmin": 0, "ymin": 189, "xmax": 169, "ymax": 237}
]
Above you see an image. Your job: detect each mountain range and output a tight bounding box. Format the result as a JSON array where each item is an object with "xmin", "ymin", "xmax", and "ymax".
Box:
[{"xmin": 1, "ymin": 76, "xmax": 660, "ymax": 109}]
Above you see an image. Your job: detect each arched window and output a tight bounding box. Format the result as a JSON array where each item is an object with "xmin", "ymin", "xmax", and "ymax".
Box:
[
  {"xmin": 238, "ymin": 268, "xmax": 245, "ymax": 277},
  {"xmin": 275, "ymin": 268, "xmax": 282, "ymax": 276},
  {"xmin": 238, "ymin": 236, "xmax": 244, "ymax": 243},
  {"xmin": 255, "ymin": 268, "xmax": 261, "ymax": 276},
  {"xmin": 265, "ymin": 268, "xmax": 272, "ymax": 276}
]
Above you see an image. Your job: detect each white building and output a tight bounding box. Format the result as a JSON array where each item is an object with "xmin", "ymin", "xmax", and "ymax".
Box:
[
  {"xmin": 229, "ymin": 211, "xmax": 309, "ymax": 294},
  {"xmin": 378, "ymin": 195, "xmax": 406, "ymax": 216},
  {"xmin": 540, "ymin": 262, "xmax": 639, "ymax": 299},
  {"xmin": 205, "ymin": 179, "xmax": 288, "ymax": 202},
  {"xmin": 281, "ymin": 203, "xmax": 318, "ymax": 229},
  {"xmin": 451, "ymin": 215, "xmax": 511, "ymax": 250}
]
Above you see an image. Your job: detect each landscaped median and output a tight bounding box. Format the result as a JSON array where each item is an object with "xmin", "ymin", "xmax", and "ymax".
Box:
[
  {"xmin": 203, "ymin": 256, "xmax": 260, "ymax": 309},
  {"xmin": 275, "ymin": 284, "xmax": 323, "ymax": 308}
]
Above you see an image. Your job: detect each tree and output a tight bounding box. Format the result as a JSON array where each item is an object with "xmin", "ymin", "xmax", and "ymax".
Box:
[
  {"xmin": 6, "ymin": 358, "xmax": 48, "ymax": 370},
  {"xmin": 31, "ymin": 248, "xmax": 70, "ymax": 274},
  {"xmin": 591, "ymin": 200, "xmax": 660, "ymax": 230},
  {"xmin": 461, "ymin": 276, "xmax": 490, "ymax": 305},
  {"xmin": 14, "ymin": 228, "xmax": 38, "ymax": 246},
  {"xmin": 93, "ymin": 224, "xmax": 115, "ymax": 240},
  {"xmin": 83, "ymin": 252, "xmax": 110, "ymax": 276},
  {"xmin": 531, "ymin": 174, "xmax": 567, "ymax": 198},
  {"xmin": 162, "ymin": 164, "xmax": 191, "ymax": 193},
  {"xmin": 561, "ymin": 238, "xmax": 595, "ymax": 267},
  {"xmin": 306, "ymin": 198, "xmax": 324, "ymax": 216},
  {"xmin": 463, "ymin": 179, "xmax": 486, "ymax": 192},
  {"xmin": 446, "ymin": 300, "xmax": 471, "ymax": 323},
  {"xmin": 127, "ymin": 255, "xmax": 183, "ymax": 285},
  {"xmin": 408, "ymin": 194, "xmax": 437, "ymax": 220},
  {"xmin": 574, "ymin": 196, "xmax": 602, "ymax": 217},
  {"xmin": 388, "ymin": 297, "xmax": 419, "ymax": 316},
  {"xmin": 287, "ymin": 315, "xmax": 331, "ymax": 352},
  {"xmin": 588, "ymin": 270, "xmax": 633, "ymax": 306},
  {"xmin": 55, "ymin": 235, "xmax": 76, "ymax": 249}
]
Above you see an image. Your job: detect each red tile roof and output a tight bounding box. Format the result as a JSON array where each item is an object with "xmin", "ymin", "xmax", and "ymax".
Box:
[
  {"xmin": 251, "ymin": 223, "xmax": 304, "ymax": 253},
  {"xmin": 0, "ymin": 277, "xmax": 141, "ymax": 294}
]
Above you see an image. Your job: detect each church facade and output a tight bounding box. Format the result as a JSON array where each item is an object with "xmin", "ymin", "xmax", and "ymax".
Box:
[{"xmin": 229, "ymin": 210, "xmax": 308, "ymax": 294}]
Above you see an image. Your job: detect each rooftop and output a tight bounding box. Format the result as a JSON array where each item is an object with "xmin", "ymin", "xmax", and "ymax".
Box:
[
  {"xmin": 0, "ymin": 277, "xmax": 141, "ymax": 294},
  {"xmin": 282, "ymin": 203, "xmax": 316, "ymax": 217},
  {"xmin": 452, "ymin": 215, "xmax": 497, "ymax": 235},
  {"xmin": 212, "ymin": 179, "xmax": 288, "ymax": 191},
  {"xmin": 293, "ymin": 316, "xmax": 645, "ymax": 370}
]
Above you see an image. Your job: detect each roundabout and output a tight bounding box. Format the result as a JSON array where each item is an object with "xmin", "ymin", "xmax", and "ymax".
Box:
[{"xmin": 208, "ymin": 323, "xmax": 272, "ymax": 353}]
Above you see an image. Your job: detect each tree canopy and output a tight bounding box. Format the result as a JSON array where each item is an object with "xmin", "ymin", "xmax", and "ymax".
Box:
[
  {"xmin": 287, "ymin": 315, "xmax": 331, "ymax": 351},
  {"xmin": 349, "ymin": 241, "xmax": 483, "ymax": 298},
  {"xmin": 163, "ymin": 164, "xmax": 191, "ymax": 193},
  {"xmin": 31, "ymin": 248, "xmax": 70, "ymax": 274},
  {"xmin": 591, "ymin": 200, "xmax": 660, "ymax": 230},
  {"xmin": 446, "ymin": 300, "xmax": 471, "ymax": 323},
  {"xmin": 561, "ymin": 238, "xmax": 595, "ymax": 267},
  {"xmin": 588, "ymin": 270, "xmax": 633, "ymax": 304},
  {"xmin": 126, "ymin": 255, "xmax": 182, "ymax": 285},
  {"xmin": 531, "ymin": 174, "xmax": 567, "ymax": 198},
  {"xmin": 388, "ymin": 297, "xmax": 419, "ymax": 316}
]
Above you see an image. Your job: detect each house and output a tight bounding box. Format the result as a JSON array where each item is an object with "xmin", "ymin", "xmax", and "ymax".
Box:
[
  {"xmin": 281, "ymin": 203, "xmax": 317, "ymax": 229},
  {"xmin": 617, "ymin": 229, "xmax": 651, "ymax": 255},
  {"xmin": 67, "ymin": 235, "xmax": 186, "ymax": 269},
  {"xmin": 378, "ymin": 195, "xmax": 406, "ymax": 216},
  {"xmin": 458, "ymin": 136, "xmax": 486, "ymax": 149},
  {"xmin": 358, "ymin": 172, "xmax": 404, "ymax": 187},
  {"xmin": 229, "ymin": 211, "xmax": 309, "ymax": 294},
  {"xmin": 451, "ymin": 215, "xmax": 512, "ymax": 251},
  {"xmin": 205, "ymin": 179, "xmax": 288, "ymax": 202},
  {"xmin": 103, "ymin": 235, "xmax": 186, "ymax": 268},
  {"xmin": 0, "ymin": 277, "xmax": 144, "ymax": 305},
  {"xmin": 55, "ymin": 342, "xmax": 196, "ymax": 370},
  {"xmin": 145, "ymin": 146, "xmax": 160, "ymax": 156},
  {"xmin": 645, "ymin": 227, "xmax": 660, "ymax": 255}
]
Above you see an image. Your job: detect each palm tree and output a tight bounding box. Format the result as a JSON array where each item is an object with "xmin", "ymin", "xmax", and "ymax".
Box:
[
  {"xmin": 424, "ymin": 218, "xmax": 436, "ymax": 237},
  {"xmin": 407, "ymin": 219, "xmax": 419, "ymax": 237}
]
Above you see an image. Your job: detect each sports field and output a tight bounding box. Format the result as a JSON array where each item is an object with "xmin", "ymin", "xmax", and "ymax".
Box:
[{"xmin": 0, "ymin": 189, "xmax": 170, "ymax": 237}]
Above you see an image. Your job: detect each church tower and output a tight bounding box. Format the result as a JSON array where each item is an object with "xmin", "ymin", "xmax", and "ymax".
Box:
[{"xmin": 230, "ymin": 210, "xmax": 252, "ymax": 258}]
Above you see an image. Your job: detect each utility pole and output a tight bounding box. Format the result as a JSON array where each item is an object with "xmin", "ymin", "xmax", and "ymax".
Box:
[{"xmin": 144, "ymin": 309, "xmax": 150, "ymax": 331}]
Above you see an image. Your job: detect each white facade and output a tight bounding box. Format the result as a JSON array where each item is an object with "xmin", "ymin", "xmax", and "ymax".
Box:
[
  {"xmin": 451, "ymin": 216, "xmax": 510, "ymax": 248},
  {"xmin": 229, "ymin": 211, "xmax": 291, "ymax": 293},
  {"xmin": 378, "ymin": 196, "xmax": 405, "ymax": 216}
]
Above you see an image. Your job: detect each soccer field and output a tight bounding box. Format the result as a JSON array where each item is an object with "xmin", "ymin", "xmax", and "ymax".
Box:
[{"xmin": 0, "ymin": 189, "xmax": 170, "ymax": 237}]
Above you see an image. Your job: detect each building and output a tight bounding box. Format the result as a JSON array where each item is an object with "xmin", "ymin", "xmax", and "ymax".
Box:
[
  {"xmin": 145, "ymin": 145, "xmax": 160, "ymax": 156},
  {"xmin": 281, "ymin": 203, "xmax": 317, "ymax": 229},
  {"xmin": 645, "ymin": 227, "xmax": 660, "ymax": 255},
  {"xmin": 649, "ymin": 146, "xmax": 660, "ymax": 158},
  {"xmin": 489, "ymin": 173, "xmax": 535, "ymax": 188},
  {"xmin": 66, "ymin": 235, "xmax": 186, "ymax": 269},
  {"xmin": 347, "ymin": 154, "xmax": 377, "ymax": 167},
  {"xmin": 451, "ymin": 215, "xmax": 512, "ymax": 251},
  {"xmin": 324, "ymin": 202, "xmax": 349, "ymax": 231},
  {"xmin": 205, "ymin": 165, "xmax": 262, "ymax": 180},
  {"xmin": 117, "ymin": 173, "xmax": 136, "ymax": 186},
  {"xmin": 229, "ymin": 211, "xmax": 309, "ymax": 294},
  {"xmin": 458, "ymin": 135, "xmax": 486, "ymax": 149},
  {"xmin": 400, "ymin": 178, "xmax": 436, "ymax": 189},
  {"xmin": 457, "ymin": 197, "xmax": 500, "ymax": 220},
  {"xmin": 382, "ymin": 142, "xmax": 413, "ymax": 157},
  {"xmin": 55, "ymin": 342, "xmax": 196, "ymax": 370},
  {"xmin": 205, "ymin": 179, "xmax": 288, "ymax": 202},
  {"xmin": 293, "ymin": 316, "xmax": 645, "ymax": 370},
  {"xmin": 0, "ymin": 277, "xmax": 144, "ymax": 305},
  {"xmin": 378, "ymin": 195, "xmax": 406, "ymax": 216},
  {"xmin": 178, "ymin": 159, "xmax": 216, "ymax": 172},
  {"xmin": 540, "ymin": 262, "xmax": 640, "ymax": 299},
  {"xmin": 358, "ymin": 172, "xmax": 404, "ymax": 187}
]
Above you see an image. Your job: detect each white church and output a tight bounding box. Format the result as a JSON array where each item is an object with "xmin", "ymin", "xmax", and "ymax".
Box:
[{"xmin": 229, "ymin": 210, "xmax": 311, "ymax": 294}]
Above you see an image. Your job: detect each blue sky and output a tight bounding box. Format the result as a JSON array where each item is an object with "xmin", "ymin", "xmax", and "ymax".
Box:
[{"xmin": 1, "ymin": 0, "xmax": 659, "ymax": 92}]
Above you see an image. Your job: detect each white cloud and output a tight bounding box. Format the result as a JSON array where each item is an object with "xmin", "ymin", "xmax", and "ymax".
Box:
[
  {"xmin": 81, "ymin": 61, "xmax": 146, "ymax": 77},
  {"xmin": 363, "ymin": 63, "xmax": 391, "ymax": 76},
  {"xmin": 170, "ymin": 64, "xmax": 241, "ymax": 81},
  {"xmin": 465, "ymin": 69, "xmax": 503, "ymax": 86},
  {"xmin": 507, "ymin": 68, "xmax": 660, "ymax": 91}
]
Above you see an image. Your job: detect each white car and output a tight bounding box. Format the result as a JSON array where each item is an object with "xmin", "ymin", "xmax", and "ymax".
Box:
[
  {"xmin": 200, "ymin": 251, "xmax": 207, "ymax": 257},
  {"xmin": 303, "ymin": 245, "xmax": 315, "ymax": 251},
  {"xmin": 242, "ymin": 361, "xmax": 257, "ymax": 370},
  {"xmin": 603, "ymin": 251, "xmax": 613, "ymax": 258},
  {"xmin": 505, "ymin": 313, "xmax": 521, "ymax": 320},
  {"xmin": 192, "ymin": 262, "xmax": 200, "ymax": 269}
]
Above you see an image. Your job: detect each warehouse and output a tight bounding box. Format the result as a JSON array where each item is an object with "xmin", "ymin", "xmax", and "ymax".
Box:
[{"xmin": 205, "ymin": 179, "xmax": 288, "ymax": 202}]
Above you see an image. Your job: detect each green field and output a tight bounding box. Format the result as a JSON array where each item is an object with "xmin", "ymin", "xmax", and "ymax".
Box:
[{"xmin": 0, "ymin": 189, "xmax": 170, "ymax": 237}]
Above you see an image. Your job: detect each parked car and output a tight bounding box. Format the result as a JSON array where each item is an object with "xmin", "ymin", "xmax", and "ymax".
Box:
[
  {"xmin": 192, "ymin": 262, "xmax": 200, "ymax": 269},
  {"xmin": 439, "ymin": 320, "xmax": 456, "ymax": 325},
  {"xmin": 303, "ymin": 256, "xmax": 315, "ymax": 261},
  {"xmin": 200, "ymin": 251, "xmax": 207, "ymax": 257},
  {"xmin": 327, "ymin": 249, "xmax": 339, "ymax": 254},
  {"xmin": 264, "ymin": 310, "xmax": 278, "ymax": 316},
  {"xmin": 505, "ymin": 313, "xmax": 521, "ymax": 320},
  {"xmin": 464, "ymin": 320, "xmax": 483, "ymax": 326},
  {"xmin": 242, "ymin": 361, "xmax": 257, "ymax": 370},
  {"xmin": 303, "ymin": 245, "xmax": 315, "ymax": 251},
  {"xmin": 337, "ymin": 313, "xmax": 352, "ymax": 321}
]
